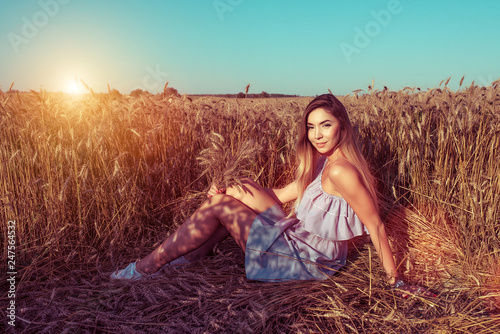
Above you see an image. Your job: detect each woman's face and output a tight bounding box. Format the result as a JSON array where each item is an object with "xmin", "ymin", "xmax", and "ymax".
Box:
[{"xmin": 307, "ymin": 107, "xmax": 342, "ymax": 155}]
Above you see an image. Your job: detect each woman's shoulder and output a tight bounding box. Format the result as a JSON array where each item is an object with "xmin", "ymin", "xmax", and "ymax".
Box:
[
  {"xmin": 326, "ymin": 158, "xmax": 362, "ymax": 189},
  {"xmin": 327, "ymin": 158, "xmax": 358, "ymax": 176}
]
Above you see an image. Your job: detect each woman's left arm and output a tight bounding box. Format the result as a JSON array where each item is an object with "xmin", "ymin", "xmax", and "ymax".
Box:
[{"xmin": 327, "ymin": 163, "xmax": 398, "ymax": 284}]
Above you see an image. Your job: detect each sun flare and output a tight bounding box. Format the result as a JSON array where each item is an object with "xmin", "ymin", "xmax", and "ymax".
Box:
[{"xmin": 66, "ymin": 77, "xmax": 86, "ymax": 95}]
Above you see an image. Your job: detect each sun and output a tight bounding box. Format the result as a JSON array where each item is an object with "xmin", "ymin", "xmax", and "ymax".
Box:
[{"xmin": 65, "ymin": 77, "xmax": 86, "ymax": 95}]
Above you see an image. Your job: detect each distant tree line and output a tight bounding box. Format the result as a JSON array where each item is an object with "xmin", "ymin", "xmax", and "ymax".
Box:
[
  {"xmin": 1, "ymin": 86, "xmax": 299, "ymax": 99},
  {"xmin": 129, "ymin": 86, "xmax": 180, "ymax": 98},
  {"xmin": 190, "ymin": 92, "xmax": 300, "ymax": 98}
]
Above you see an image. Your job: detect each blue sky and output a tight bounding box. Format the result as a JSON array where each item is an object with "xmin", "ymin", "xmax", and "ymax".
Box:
[{"xmin": 1, "ymin": 0, "xmax": 499, "ymax": 96}]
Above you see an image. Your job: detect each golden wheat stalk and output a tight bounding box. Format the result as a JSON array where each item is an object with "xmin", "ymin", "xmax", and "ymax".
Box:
[{"xmin": 196, "ymin": 132, "xmax": 262, "ymax": 190}]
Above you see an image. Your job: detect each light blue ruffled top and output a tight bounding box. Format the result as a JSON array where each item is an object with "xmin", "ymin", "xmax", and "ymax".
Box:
[
  {"xmin": 294, "ymin": 156, "xmax": 369, "ymax": 241},
  {"xmin": 245, "ymin": 156, "xmax": 370, "ymax": 280},
  {"xmin": 284, "ymin": 156, "xmax": 369, "ymax": 275}
]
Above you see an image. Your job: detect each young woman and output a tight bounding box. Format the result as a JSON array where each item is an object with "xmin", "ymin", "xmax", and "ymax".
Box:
[{"xmin": 111, "ymin": 94, "xmax": 422, "ymax": 293}]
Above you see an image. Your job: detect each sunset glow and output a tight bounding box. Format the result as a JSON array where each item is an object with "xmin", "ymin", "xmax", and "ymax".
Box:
[{"xmin": 65, "ymin": 77, "xmax": 86, "ymax": 95}]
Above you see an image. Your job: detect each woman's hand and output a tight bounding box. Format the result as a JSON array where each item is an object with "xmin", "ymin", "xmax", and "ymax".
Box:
[{"xmin": 207, "ymin": 184, "xmax": 226, "ymax": 198}]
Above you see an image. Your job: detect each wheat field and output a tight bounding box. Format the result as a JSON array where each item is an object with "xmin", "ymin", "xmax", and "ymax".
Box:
[{"xmin": 1, "ymin": 79, "xmax": 499, "ymax": 333}]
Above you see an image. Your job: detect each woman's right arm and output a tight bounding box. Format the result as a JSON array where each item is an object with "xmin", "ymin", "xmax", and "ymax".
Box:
[{"xmin": 268, "ymin": 181, "xmax": 299, "ymax": 205}]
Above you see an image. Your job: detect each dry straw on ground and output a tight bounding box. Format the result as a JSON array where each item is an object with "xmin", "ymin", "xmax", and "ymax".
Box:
[{"xmin": 1, "ymin": 79, "xmax": 499, "ymax": 333}]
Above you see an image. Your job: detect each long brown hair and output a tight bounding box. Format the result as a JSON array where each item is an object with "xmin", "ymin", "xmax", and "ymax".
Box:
[{"xmin": 293, "ymin": 94, "xmax": 378, "ymax": 212}]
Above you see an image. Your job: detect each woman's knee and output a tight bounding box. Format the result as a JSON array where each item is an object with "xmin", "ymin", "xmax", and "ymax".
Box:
[
  {"xmin": 203, "ymin": 193, "xmax": 245, "ymax": 214},
  {"xmin": 225, "ymin": 178, "xmax": 277, "ymax": 214},
  {"xmin": 226, "ymin": 178, "xmax": 261, "ymax": 200},
  {"xmin": 205, "ymin": 193, "xmax": 232, "ymax": 207}
]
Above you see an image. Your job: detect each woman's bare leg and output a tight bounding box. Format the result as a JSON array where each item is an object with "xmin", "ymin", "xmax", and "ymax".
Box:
[
  {"xmin": 182, "ymin": 178, "xmax": 277, "ymax": 262},
  {"xmin": 136, "ymin": 194, "xmax": 261, "ymax": 274},
  {"xmin": 182, "ymin": 225, "xmax": 230, "ymax": 262},
  {"xmin": 136, "ymin": 178, "xmax": 277, "ymax": 274},
  {"xmin": 225, "ymin": 178, "xmax": 277, "ymax": 213}
]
